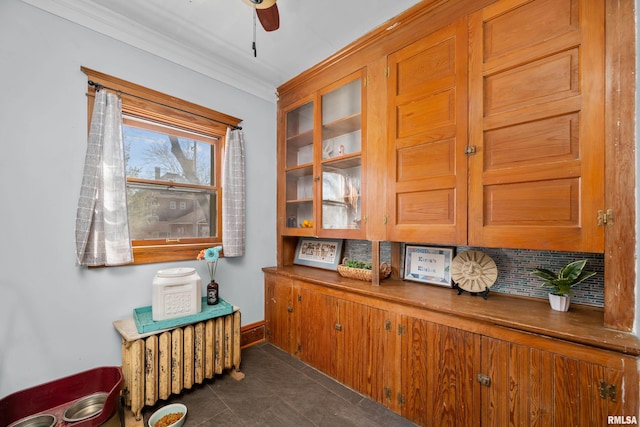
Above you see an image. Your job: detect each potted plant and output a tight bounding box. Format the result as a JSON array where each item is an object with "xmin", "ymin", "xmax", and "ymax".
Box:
[{"xmin": 530, "ymin": 260, "xmax": 596, "ymax": 311}]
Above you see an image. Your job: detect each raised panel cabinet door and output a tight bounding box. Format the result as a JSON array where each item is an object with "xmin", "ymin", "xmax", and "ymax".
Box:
[
  {"xmin": 479, "ymin": 336, "xmax": 639, "ymax": 426},
  {"xmin": 467, "ymin": 0, "xmax": 605, "ymax": 252},
  {"xmin": 401, "ymin": 317, "xmax": 479, "ymax": 427},
  {"xmin": 386, "ymin": 17, "xmax": 469, "ymax": 244},
  {"xmin": 264, "ymin": 274, "xmax": 295, "ymax": 354}
]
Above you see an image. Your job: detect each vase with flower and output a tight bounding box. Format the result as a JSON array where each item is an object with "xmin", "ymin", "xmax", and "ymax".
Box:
[{"xmin": 197, "ymin": 245, "xmax": 223, "ymax": 305}]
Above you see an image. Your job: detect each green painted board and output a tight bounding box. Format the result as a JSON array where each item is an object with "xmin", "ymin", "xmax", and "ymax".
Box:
[{"xmin": 133, "ymin": 297, "xmax": 234, "ymax": 334}]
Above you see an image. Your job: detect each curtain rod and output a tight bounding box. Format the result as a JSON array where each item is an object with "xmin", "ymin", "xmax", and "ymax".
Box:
[{"xmin": 87, "ymin": 80, "xmax": 242, "ymax": 130}]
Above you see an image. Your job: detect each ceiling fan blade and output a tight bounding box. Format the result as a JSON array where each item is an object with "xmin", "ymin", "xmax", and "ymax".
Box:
[{"xmin": 256, "ymin": 3, "xmax": 279, "ymax": 32}]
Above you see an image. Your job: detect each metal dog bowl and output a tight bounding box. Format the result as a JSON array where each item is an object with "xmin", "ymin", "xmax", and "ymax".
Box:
[
  {"xmin": 63, "ymin": 392, "xmax": 107, "ymax": 422},
  {"xmin": 7, "ymin": 414, "xmax": 56, "ymax": 427}
]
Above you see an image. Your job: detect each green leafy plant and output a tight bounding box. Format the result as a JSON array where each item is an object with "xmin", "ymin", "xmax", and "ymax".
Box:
[
  {"xmin": 343, "ymin": 259, "xmax": 372, "ymax": 270},
  {"xmin": 530, "ymin": 259, "xmax": 596, "ymax": 296}
]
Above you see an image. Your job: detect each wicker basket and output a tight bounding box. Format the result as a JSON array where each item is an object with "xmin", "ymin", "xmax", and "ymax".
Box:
[{"xmin": 337, "ymin": 258, "xmax": 392, "ymax": 282}]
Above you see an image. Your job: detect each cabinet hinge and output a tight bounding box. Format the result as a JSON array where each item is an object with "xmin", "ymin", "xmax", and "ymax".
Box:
[
  {"xmin": 385, "ymin": 67, "xmax": 390, "ymax": 78},
  {"xmin": 599, "ymin": 380, "xmax": 617, "ymax": 402},
  {"xmin": 597, "ymin": 209, "xmax": 613, "ymax": 227},
  {"xmin": 397, "ymin": 393, "xmax": 405, "ymax": 406},
  {"xmin": 287, "ymin": 305, "xmax": 293, "ymax": 313},
  {"xmin": 297, "ymin": 343, "xmax": 302, "ymax": 353},
  {"xmin": 364, "ymin": 76, "xmax": 369, "ymax": 87},
  {"xmin": 397, "ymin": 325, "xmax": 405, "ymax": 336},
  {"xmin": 384, "ymin": 387, "xmax": 392, "ymax": 400},
  {"xmin": 464, "ymin": 145, "xmax": 477, "ymax": 155},
  {"xmin": 385, "ymin": 319, "xmax": 392, "ymax": 331},
  {"xmin": 298, "ymin": 294, "xmax": 302, "ymax": 302}
]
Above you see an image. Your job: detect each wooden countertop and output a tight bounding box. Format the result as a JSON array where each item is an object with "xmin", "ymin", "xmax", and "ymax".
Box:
[{"xmin": 263, "ymin": 265, "xmax": 640, "ymax": 356}]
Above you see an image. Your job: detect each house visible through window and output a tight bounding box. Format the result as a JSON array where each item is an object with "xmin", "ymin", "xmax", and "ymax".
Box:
[
  {"xmin": 124, "ymin": 116, "xmax": 218, "ymax": 241},
  {"xmin": 82, "ymin": 67, "xmax": 242, "ymax": 264}
]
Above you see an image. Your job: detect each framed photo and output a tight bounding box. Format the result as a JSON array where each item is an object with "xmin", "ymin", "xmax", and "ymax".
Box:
[
  {"xmin": 404, "ymin": 245, "xmax": 455, "ymax": 287},
  {"xmin": 294, "ymin": 238, "xmax": 343, "ymax": 271}
]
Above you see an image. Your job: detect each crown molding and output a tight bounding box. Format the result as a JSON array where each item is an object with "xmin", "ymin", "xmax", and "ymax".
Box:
[{"xmin": 20, "ymin": 0, "xmax": 278, "ymax": 102}]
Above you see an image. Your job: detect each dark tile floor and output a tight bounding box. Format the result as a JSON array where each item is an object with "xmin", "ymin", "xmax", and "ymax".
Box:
[{"xmin": 142, "ymin": 342, "xmax": 417, "ymax": 426}]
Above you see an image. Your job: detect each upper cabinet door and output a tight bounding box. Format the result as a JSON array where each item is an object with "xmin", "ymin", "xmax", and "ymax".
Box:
[
  {"xmin": 282, "ymin": 96, "xmax": 316, "ymax": 236},
  {"xmin": 319, "ymin": 73, "xmax": 365, "ymax": 239},
  {"xmin": 467, "ymin": 0, "xmax": 605, "ymax": 252},
  {"xmin": 386, "ymin": 18, "xmax": 469, "ymax": 244},
  {"xmin": 279, "ymin": 71, "xmax": 366, "ymax": 239}
]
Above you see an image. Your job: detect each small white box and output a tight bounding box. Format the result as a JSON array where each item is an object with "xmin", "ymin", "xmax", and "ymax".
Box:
[{"xmin": 152, "ymin": 267, "xmax": 202, "ymax": 321}]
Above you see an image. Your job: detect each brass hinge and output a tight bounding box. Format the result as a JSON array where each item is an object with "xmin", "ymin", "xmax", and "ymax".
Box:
[
  {"xmin": 397, "ymin": 325, "xmax": 405, "ymax": 336},
  {"xmin": 464, "ymin": 145, "xmax": 477, "ymax": 155},
  {"xmin": 597, "ymin": 209, "xmax": 613, "ymax": 227},
  {"xmin": 385, "ymin": 319, "xmax": 392, "ymax": 331},
  {"xmin": 364, "ymin": 76, "xmax": 369, "ymax": 87},
  {"xmin": 599, "ymin": 380, "xmax": 617, "ymax": 402},
  {"xmin": 385, "ymin": 67, "xmax": 390, "ymax": 78}
]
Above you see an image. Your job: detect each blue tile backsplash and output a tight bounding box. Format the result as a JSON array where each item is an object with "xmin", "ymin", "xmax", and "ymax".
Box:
[{"xmin": 343, "ymin": 240, "xmax": 604, "ymax": 307}]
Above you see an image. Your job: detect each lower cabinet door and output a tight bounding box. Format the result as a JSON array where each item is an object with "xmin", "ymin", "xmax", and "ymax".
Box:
[
  {"xmin": 479, "ymin": 335, "xmax": 639, "ymax": 427},
  {"xmin": 401, "ymin": 317, "xmax": 479, "ymax": 427},
  {"xmin": 264, "ymin": 274, "xmax": 296, "ymax": 354}
]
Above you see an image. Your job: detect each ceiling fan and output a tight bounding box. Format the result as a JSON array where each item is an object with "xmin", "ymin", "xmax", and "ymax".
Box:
[{"xmin": 243, "ymin": 0, "xmax": 280, "ymax": 32}]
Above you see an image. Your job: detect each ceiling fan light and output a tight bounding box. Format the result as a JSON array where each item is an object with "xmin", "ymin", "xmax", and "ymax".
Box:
[{"xmin": 242, "ymin": 0, "xmax": 276, "ymax": 10}]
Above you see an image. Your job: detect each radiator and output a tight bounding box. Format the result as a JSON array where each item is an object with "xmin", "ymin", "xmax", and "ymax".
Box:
[{"xmin": 119, "ymin": 310, "xmax": 243, "ymax": 420}]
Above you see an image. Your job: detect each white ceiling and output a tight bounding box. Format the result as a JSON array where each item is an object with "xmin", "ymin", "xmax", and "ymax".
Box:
[{"xmin": 21, "ymin": 0, "xmax": 422, "ymax": 101}]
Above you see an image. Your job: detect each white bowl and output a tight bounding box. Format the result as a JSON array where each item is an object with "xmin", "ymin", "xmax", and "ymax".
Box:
[{"xmin": 148, "ymin": 403, "xmax": 187, "ymax": 427}]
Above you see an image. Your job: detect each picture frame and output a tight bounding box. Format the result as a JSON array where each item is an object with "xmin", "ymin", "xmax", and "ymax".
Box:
[
  {"xmin": 403, "ymin": 245, "xmax": 455, "ymax": 287},
  {"xmin": 294, "ymin": 238, "xmax": 343, "ymax": 271}
]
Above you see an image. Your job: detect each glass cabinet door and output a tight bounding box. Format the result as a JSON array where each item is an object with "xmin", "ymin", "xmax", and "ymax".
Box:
[
  {"xmin": 320, "ymin": 77, "xmax": 362, "ymax": 233},
  {"xmin": 284, "ymin": 100, "xmax": 315, "ymax": 232}
]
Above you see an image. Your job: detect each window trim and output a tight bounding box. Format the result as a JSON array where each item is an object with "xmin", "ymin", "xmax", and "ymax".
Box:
[{"xmin": 82, "ymin": 67, "xmax": 242, "ymax": 264}]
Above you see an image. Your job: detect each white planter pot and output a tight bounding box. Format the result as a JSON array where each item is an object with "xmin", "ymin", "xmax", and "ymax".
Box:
[{"xmin": 548, "ymin": 293, "xmax": 571, "ymax": 312}]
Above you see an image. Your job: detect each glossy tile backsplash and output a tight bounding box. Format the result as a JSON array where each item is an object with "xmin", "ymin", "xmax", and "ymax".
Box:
[{"xmin": 343, "ymin": 240, "xmax": 604, "ymax": 307}]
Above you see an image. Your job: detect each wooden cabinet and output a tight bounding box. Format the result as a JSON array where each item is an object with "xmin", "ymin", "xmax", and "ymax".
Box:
[
  {"xmin": 479, "ymin": 332, "xmax": 638, "ymax": 426},
  {"xmin": 467, "ymin": 0, "xmax": 605, "ymax": 252},
  {"xmin": 386, "ymin": 17, "xmax": 469, "ymax": 245},
  {"xmin": 385, "ymin": 0, "xmax": 605, "ymax": 252},
  {"xmin": 264, "ymin": 273, "xmax": 297, "ymax": 355},
  {"xmin": 263, "ymin": 268, "xmax": 640, "ymax": 426},
  {"xmin": 399, "ymin": 316, "xmax": 478, "ymax": 426},
  {"xmin": 279, "ymin": 71, "xmax": 365, "ymax": 241}
]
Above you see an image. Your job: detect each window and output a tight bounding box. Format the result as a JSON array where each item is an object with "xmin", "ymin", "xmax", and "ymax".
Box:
[{"xmin": 82, "ymin": 67, "xmax": 241, "ymax": 264}]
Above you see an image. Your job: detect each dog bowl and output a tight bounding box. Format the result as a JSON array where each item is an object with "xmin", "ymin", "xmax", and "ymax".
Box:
[
  {"xmin": 7, "ymin": 414, "xmax": 56, "ymax": 427},
  {"xmin": 63, "ymin": 392, "xmax": 107, "ymax": 422},
  {"xmin": 148, "ymin": 403, "xmax": 187, "ymax": 427}
]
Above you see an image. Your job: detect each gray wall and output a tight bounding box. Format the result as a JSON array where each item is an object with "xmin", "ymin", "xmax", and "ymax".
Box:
[{"xmin": 0, "ymin": 0, "xmax": 276, "ymax": 396}]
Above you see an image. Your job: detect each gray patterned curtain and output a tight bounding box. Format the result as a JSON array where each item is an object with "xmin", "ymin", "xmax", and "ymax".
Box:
[
  {"xmin": 222, "ymin": 128, "xmax": 246, "ymax": 257},
  {"xmin": 75, "ymin": 90, "xmax": 133, "ymax": 266}
]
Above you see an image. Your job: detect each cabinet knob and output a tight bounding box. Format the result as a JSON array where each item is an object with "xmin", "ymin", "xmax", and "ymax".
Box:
[{"xmin": 477, "ymin": 373, "xmax": 491, "ymax": 387}]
